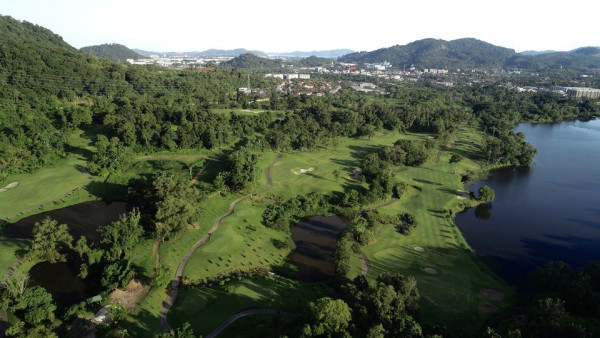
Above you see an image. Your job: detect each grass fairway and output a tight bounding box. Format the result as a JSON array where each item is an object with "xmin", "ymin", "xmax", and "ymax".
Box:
[
  {"xmin": 168, "ymin": 276, "xmax": 331, "ymax": 336},
  {"xmin": 123, "ymin": 129, "xmax": 512, "ymax": 334},
  {"xmin": 358, "ymin": 129, "xmax": 513, "ymax": 331},
  {"xmin": 0, "ymin": 157, "xmax": 89, "ymax": 220},
  {"xmin": 269, "ymin": 132, "xmax": 424, "ymax": 200},
  {"xmin": 0, "ymin": 239, "xmax": 27, "ymax": 276}
]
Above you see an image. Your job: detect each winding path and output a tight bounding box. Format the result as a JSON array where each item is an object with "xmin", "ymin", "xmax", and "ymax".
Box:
[
  {"xmin": 159, "ymin": 155, "xmax": 280, "ymax": 331},
  {"xmin": 204, "ymin": 308, "xmax": 294, "ymax": 338}
]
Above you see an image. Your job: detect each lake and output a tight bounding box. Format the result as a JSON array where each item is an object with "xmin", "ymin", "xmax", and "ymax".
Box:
[
  {"xmin": 288, "ymin": 215, "xmax": 348, "ymax": 282},
  {"xmin": 5, "ymin": 201, "xmax": 127, "ymax": 242},
  {"xmin": 455, "ymin": 119, "xmax": 600, "ymax": 288}
]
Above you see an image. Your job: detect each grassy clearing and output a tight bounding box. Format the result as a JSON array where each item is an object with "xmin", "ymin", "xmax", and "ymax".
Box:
[
  {"xmin": 126, "ymin": 128, "xmax": 511, "ymax": 334},
  {"xmin": 0, "ymin": 129, "xmax": 97, "ymax": 221},
  {"xmin": 0, "ymin": 159, "xmax": 89, "ymax": 220},
  {"xmin": 168, "ymin": 276, "xmax": 331, "ymax": 336},
  {"xmin": 0, "ymin": 240, "xmax": 27, "ymax": 276},
  {"xmin": 183, "ymin": 199, "xmax": 290, "ymax": 283},
  {"xmin": 211, "ymin": 109, "xmax": 286, "ymax": 119},
  {"xmin": 358, "ymin": 129, "xmax": 513, "ymax": 331},
  {"xmin": 269, "ymin": 132, "xmax": 422, "ymax": 200}
]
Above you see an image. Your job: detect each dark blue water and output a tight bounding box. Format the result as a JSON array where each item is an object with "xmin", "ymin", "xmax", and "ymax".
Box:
[{"xmin": 455, "ymin": 120, "xmax": 600, "ymax": 289}]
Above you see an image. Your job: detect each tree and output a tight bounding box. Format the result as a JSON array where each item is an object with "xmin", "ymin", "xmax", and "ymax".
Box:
[
  {"xmin": 478, "ymin": 185, "xmax": 495, "ymax": 201},
  {"xmin": 99, "ymin": 210, "xmax": 143, "ymax": 261},
  {"xmin": 0, "ymin": 270, "xmax": 29, "ymax": 299},
  {"xmin": 12, "ymin": 286, "xmax": 56, "ymax": 325},
  {"xmin": 153, "ymin": 174, "xmax": 201, "ymax": 240},
  {"xmin": 332, "ymin": 169, "xmax": 341, "ymax": 182},
  {"xmin": 307, "ymin": 297, "xmax": 352, "ymax": 336},
  {"xmin": 29, "ymin": 217, "xmax": 73, "ymax": 263},
  {"xmin": 156, "ymin": 322, "xmax": 196, "ymax": 338},
  {"xmin": 449, "ymin": 154, "xmax": 463, "ymax": 173}
]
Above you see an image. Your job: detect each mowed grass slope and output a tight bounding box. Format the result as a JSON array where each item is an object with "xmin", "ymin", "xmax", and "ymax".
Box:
[
  {"xmin": 0, "ymin": 129, "xmax": 95, "ymax": 220},
  {"xmin": 169, "ymin": 276, "xmax": 332, "ymax": 336},
  {"xmin": 360, "ymin": 130, "xmax": 513, "ymax": 330}
]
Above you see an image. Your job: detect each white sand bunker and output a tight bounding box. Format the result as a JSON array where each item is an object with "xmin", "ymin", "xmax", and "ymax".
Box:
[
  {"xmin": 423, "ymin": 267, "xmax": 439, "ymax": 274},
  {"xmin": 414, "ymin": 247, "xmax": 425, "ymax": 252},
  {"xmin": 0, "ymin": 182, "xmax": 18, "ymax": 193},
  {"xmin": 294, "ymin": 167, "xmax": 315, "ymax": 175},
  {"xmin": 480, "ymin": 288, "xmax": 505, "ymax": 301},
  {"xmin": 479, "ymin": 302, "xmax": 498, "ymax": 312}
]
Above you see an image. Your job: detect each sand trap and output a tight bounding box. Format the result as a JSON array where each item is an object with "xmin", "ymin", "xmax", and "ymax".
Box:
[
  {"xmin": 479, "ymin": 302, "xmax": 498, "ymax": 312},
  {"xmin": 294, "ymin": 167, "xmax": 315, "ymax": 175},
  {"xmin": 480, "ymin": 288, "xmax": 505, "ymax": 301},
  {"xmin": 414, "ymin": 247, "xmax": 425, "ymax": 252},
  {"xmin": 423, "ymin": 267, "xmax": 439, "ymax": 274},
  {"xmin": 0, "ymin": 182, "xmax": 18, "ymax": 193}
]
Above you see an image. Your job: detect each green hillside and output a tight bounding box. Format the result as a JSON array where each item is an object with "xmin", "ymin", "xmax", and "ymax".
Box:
[
  {"xmin": 339, "ymin": 38, "xmax": 515, "ymax": 69},
  {"xmin": 80, "ymin": 43, "xmax": 145, "ymax": 61},
  {"xmin": 340, "ymin": 38, "xmax": 600, "ymax": 70},
  {"xmin": 222, "ymin": 53, "xmax": 283, "ymax": 69}
]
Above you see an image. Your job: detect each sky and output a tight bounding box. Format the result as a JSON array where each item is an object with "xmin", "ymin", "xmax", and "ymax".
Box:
[{"xmin": 2, "ymin": 0, "xmax": 599, "ymax": 53}]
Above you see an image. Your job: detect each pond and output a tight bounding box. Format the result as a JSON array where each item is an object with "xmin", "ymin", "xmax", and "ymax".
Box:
[
  {"xmin": 5, "ymin": 201, "xmax": 127, "ymax": 304},
  {"xmin": 455, "ymin": 119, "xmax": 600, "ymax": 289},
  {"xmin": 29, "ymin": 259, "xmax": 103, "ymax": 305},
  {"xmin": 5, "ymin": 201, "xmax": 127, "ymax": 242},
  {"xmin": 288, "ymin": 215, "xmax": 348, "ymax": 282}
]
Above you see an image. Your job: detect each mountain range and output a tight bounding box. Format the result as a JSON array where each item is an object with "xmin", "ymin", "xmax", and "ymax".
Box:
[
  {"xmin": 131, "ymin": 48, "xmax": 354, "ymax": 59},
  {"xmin": 339, "ymin": 38, "xmax": 600, "ymax": 70},
  {"xmin": 3, "ymin": 14, "xmax": 600, "ymax": 71}
]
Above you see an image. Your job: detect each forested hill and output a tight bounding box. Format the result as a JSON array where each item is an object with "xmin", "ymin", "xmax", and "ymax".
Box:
[
  {"xmin": 222, "ymin": 53, "xmax": 284, "ymax": 69},
  {"xmin": 0, "ymin": 14, "xmax": 107, "ymax": 97},
  {"xmin": 339, "ymin": 38, "xmax": 515, "ymax": 69},
  {"xmin": 0, "ymin": 14, "xmax": 258, "ymax": 177},
  {"xmin": 80, "ymin": 43, "xmax": 145, "ymax": 61},
  {"xmin": 340, "ymin": 38, "xmax": 600, "ymax": 70}
]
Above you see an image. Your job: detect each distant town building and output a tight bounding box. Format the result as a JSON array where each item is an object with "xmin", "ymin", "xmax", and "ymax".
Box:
[
  {"xmin": 554, "ymin": 86, "xmax": 600, "ymax": 98},
  {"xmin": 423, "ymin": 68, "xmax": 449, "ymax": 75}
]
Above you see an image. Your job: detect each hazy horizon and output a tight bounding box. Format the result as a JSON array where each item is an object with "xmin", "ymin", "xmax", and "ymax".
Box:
[{"xmin": 3, "ymin": 0, "xmax": 600, "ymax": 54}]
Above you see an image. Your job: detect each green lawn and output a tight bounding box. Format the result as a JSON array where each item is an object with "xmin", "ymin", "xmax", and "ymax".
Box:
[
  {"xmin": 357, "ymin": 129, "xmax": 513, "ymax": 331},
  {"xmin": 124, "ymin": 129, "xmax": 513, "ymax": 335},
  {"xmin": 0, "ymin": 157, "xmax": 90, "ymax": 220},
  {"xmin": 0, "ymin": 129, "xmax": 96, "ymax": 221},
  {"xmin": 168, "ymin": 276, "xmax": 331, "ymax": 336},
  {"xmin": 0, "ymin": 239, "xmax": 28, "ymax": 276}
]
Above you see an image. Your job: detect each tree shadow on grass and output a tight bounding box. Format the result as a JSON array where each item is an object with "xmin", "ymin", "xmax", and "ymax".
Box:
[
  {"xmin": 413, "ymin": 178, "xmax": 442, "ymax": 186},
  {"xmin": 85, "ymin": 181, "xmax": 128, "ymax": 201}
]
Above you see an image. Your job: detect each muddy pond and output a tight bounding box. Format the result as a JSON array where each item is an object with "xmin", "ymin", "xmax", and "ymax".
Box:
[
  {"xmin": 5, "ymin": 200, "xmax": 127, "ymax": 242},
  {"xmin": 5, "ymin": 201, "xmax": 127, "ymax": 304},
  {"xmin": 288, "ymin": 215, "xmax": 348, "ymax": 282}
]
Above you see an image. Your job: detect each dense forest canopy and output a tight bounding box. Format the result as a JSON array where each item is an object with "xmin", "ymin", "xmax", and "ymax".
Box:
[{"xmin": 80, "ymin": 43, "xmax": 145, "ymax": 62}]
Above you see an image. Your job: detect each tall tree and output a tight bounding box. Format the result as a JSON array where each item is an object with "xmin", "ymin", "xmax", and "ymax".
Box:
[{"xmin": 29, "ymin": 217, "xmax": 73, "ymax": 263}]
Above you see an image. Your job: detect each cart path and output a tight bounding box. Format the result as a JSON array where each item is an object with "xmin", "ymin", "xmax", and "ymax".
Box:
[
  {"xmin": 205, "ymin": 308, "xmax": 294, "ymax": 338},
  {"xmin": 159, "ymin": 155, "xmax": 279, "ymax": 331}
]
